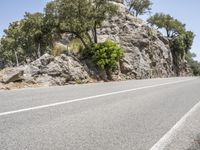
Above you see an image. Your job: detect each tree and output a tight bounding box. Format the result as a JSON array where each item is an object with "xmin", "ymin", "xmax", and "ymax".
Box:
[
  {"xmin": 186, "ymin": 52, "xmax": 200, "ymax": 76},
  {"xmin": 20, "ymin": 12, "xmax": 51, "ymax": 59},
  {"xmin": 0, "ymin": 21, "xmax": 23, "ymax": 66},
  {"xmin": 44, "ymin": 1, "xmax": 61, "ymax": 43},
  {"xmin": 170, "ymin": 31, "xmax": 194, "ymax": 57},
  {"xmin": 45, "ymin": 0, "xmax": 94, "ymax": 48},
  {"xmin": 170, "ymin": 34, "xmax": 187, "ymax": 58},
  {"xmin": 0, "ymin": 12, "xmax": 52, "ymax": 66},
  {"xmin": 147, "ymin": 13, "xmax": 193, "ymax": 56},
  {"xmin": 126, "ymin": 0, "xmax": 152, "ymax": 17},
  {"xmin": 147, "ymin": 12, "xmax": 195, "ymax": 76},
  {"xmin": 44, "ymin": 0, "xmax": 118, "ymax": 47},
  {"xmin": 91, "ymin": 0, "xmax": 118, "ymax": 43},
  {"xmin": 184, "ymin": 31, "xmax": 195, "ymax": 54},
  {"xmin": 147, "ymin": 13, "xmax": 185, "ymax": 38}
]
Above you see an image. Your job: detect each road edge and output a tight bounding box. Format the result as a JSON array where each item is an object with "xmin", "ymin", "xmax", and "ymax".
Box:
[{"xmin": 150, "ymin": 100, "xmax": 200, "ymax": 150}]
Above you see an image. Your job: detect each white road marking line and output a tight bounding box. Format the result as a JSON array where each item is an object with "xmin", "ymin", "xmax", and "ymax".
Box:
[
  {"xmin": 0, "ymin": 78, "xmax": 196, "ymax": 117},
  {"xmin": 150, "ymin": 99, "xmax": 200, "ymax": 150}
]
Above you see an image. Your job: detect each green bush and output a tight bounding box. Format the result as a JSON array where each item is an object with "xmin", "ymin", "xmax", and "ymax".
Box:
[
  {"xmin": 89, "ymin": 40, "xmax": 124, "ymax": 71},
  {"xmin": 186, "ymin": 52, "xmax": 200, "ymax": 76},
  {"xmin": 171, "ymin": 34, "xmax": 186, "ymax": 58},
  {"xmin": 170, "ymin": 31, "xmax": 195, "ymax": 58}
]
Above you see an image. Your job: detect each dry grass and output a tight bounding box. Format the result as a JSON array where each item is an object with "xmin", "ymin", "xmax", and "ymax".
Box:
[{"xmin": 51, "ymin": 39, "xmax": 84, "ymax": 56}]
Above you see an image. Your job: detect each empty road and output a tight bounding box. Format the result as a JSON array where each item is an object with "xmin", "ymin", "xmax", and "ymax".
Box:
[{"xmin": 0, "ymin": 77, "xmax": 200, "ymax": 150}]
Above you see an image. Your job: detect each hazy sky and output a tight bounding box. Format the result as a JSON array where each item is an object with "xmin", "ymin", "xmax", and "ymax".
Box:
[{"xmin": 0, "ymin": 0, "xmax": 199, "ymax": 61}]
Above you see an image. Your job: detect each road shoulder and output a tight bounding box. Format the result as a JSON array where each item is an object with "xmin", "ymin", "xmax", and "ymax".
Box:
[{"xmin": 150, "ymin": 100, "xmax": 200, "ymax": 150}]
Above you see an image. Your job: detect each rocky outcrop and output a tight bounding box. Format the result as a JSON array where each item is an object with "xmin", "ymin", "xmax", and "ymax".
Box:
[
  {"xmin": 97, "ymin": 2, "xmax": 177, "ymax": 79},
  {"xmin": 0, "ymin": 1, "xmax": 192, "ymax": 90},
  {"xmin": 0, "ymin": 54, "xmax": 92, "ymax": 89},
  {"xmin": 24, "ymin": 54, "xmax": 91, "ymax": 86}
]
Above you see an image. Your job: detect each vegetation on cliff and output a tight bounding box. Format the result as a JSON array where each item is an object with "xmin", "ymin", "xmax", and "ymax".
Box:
[
  {"xmin": 126, "ymin": 0, "xmax": 152, "ymax": 17},
  {"xmin": 147, "ymin": 13, "xmax": 198, "ymax": 75}
]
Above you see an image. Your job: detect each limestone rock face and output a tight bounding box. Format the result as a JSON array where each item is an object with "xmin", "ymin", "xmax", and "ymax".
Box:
[
  {"xmin": 97, "ymin": 4, "xmax": 176, "ymax": 79},
  {"xmin": 25, "ymin": 54, "xmax": 91, "ymax": 86}
]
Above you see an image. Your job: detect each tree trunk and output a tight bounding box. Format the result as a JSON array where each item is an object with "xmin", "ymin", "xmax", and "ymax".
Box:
[
  {"xmin": 14, "ymin": 50, "xmax": 19, "ymax": 67},
  {"xmin": 37, "ymin": 43, "xmax": 41, "ymax": 58},
  {"xmin": 86, "ymin": 32, "xmax": 93, "ymax": 45},
  {"xmin": 106, "ymin": 68, "xmax": 113, "ymax": 81},
  {"xmin": 166, "ymin": 29, "xmax": 171, "ymax": 38},
  {"xmin": 76, "ymin": 34, "xmax": 88, "ymax": 49},
  {"xmin": 94, "ymin": 22, "xmax": 98, "ymax": 43}
]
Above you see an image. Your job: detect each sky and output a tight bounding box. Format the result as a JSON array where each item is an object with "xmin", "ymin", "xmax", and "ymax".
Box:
[
  {"xmin": 0, "ymin": 0, "xmax": 49, "ymax": 35},
  {"xmin": 0, "ymin": 0, "xmax": 199, "ymax": 61}
]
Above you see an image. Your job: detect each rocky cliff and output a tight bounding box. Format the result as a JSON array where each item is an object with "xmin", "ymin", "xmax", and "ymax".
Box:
[
  {"xmin": 0, "ymin": 1, "xmax": 191, "ymax": 90},
  {"xmin": 99, "ymin": 2, "xmax": 174, "ymax": 79}
]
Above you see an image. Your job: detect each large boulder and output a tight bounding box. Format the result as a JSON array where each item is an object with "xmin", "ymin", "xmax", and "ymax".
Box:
[
  {"xmin": 23, "ymin": 54, "xmax": 91, "ymax": 86},
  {"xmin": 58, "ymin": 54, "xmax": 89, "ymax": 81},
  {"xmin": 1, "ymin": 68, "xmax": 24, "ymax": 83}
]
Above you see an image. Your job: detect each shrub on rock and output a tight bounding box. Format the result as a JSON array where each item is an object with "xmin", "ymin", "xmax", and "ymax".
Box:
[{"xmin": 89, "ymin": 40, "xmax": 124, "ymax": 73}]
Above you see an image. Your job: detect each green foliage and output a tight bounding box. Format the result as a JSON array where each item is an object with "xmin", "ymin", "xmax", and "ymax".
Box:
[
  {"xmin": 170, "ymin": 34, "xmax": 186, "ymax": 58},
  {"xmin": 147, "ymin": 13, "xmax": 194, "ymax": 58},
  {"xmin": 147, "ymin": 13, "xmax": 185, "ymax": 38},
  {"xmin": 89, "ymin": 40, "xmax": 124, "ymax": 71},
  {"xmin": 20, "ymin": 12, "xmax": 51, "ymax": 58},
  {"xmin": 45, "ymin": 0, "xmax": 94, "ymax": 47},
  {"xmin": 184, "ymin": 31, "xmax": 195, "ymax": 53},
  {"xmin": 44, "ymin": 1, "xmax": 62, "ymax": 42},
  {"xmin": 0, "ymin": 0, "xmax": 118, "ymax": 67},
  {"xmin": 44, "ymin": 0, "xmax": 118, "ymax": 47},
  {"xmin": 0, "ymin": 21, "xmax": 24, "ymax": 66},
  {"xmin": 186, "ymin": 52, "xmax": 200, "ymax": 76},
  {"xmin": 91, "ymin": 0, "xmax": 118, "ymax": 43},
  {"xmin": 0, "ymin": 13, "xmax": 53, "ymax": 66},
  {"xmin": 126, "ymin": 0, "xmax": 152, "ymax": 17},
  {"xmin": 170, "ymin": 31, "xmax": 195, "ymax": 58}
]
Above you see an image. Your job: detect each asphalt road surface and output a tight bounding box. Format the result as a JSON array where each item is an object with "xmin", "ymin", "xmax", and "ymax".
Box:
[{"xmin": 0, "ymin": 77, "xmax": 200, "ymax": 150}]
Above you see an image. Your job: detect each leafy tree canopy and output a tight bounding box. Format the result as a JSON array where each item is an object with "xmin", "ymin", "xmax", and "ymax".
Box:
[
  {"xmin": 147, "ymin": 13, "xmax": 185, "ymax": 38},
  {"xmin": 44, "ymin": 0, "xmax": 118, "ymax": 47},
  {"xmin": 0, "ymin": 21, "xmax": 23, "ymax": 66},
  {"xmin": 170, "ymin": 30, "xmax": 195, "ymax": 58},
  {"xmin": 0, "ymin": 12, "xmax": 52, "ymax": 66},
  {"xmin": 186, "ymin": 52, "xmax": 200, "ymax": 76},
  {"xmin": 126, "ymin": 0, "xmax": 152, "ymax": 17},
  {"xmin": 147, "ymin": 13, "xmax": 195, "ymax": 58}
]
